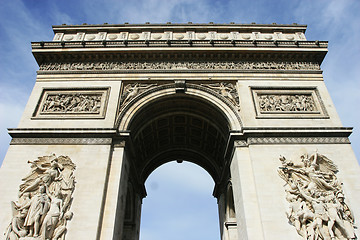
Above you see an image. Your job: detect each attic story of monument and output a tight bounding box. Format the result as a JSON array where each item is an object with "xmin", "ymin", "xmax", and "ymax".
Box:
[{"xmin": 0, "ymin": 23, "xmax": 359, "ymax": 240}]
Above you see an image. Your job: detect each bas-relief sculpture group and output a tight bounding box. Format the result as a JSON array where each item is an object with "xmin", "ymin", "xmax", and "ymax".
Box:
[
  {"xmin": 278, "ymin": 152, "xmax": 356, "ymax": 239},
  {"xmin": 258, "ymin": 94, "xmax": 317, "ymax": 112},
  {"xmin": 4, "ymin": 22, "xmax": 359, "ymax": 240},
  {"xmin": 119, "ymin": 83, "xmax": 157, "ymax": 110},
  {"xmin": 38, "ymin": 61, "xmax": 320, "ymax": 72},
  {"xmin": 5, "ymin": 154, "xmax": 76, "ymax": 240},
  {"xmin": 41, "ymin": 94, "xmax": 102, "ymax": 114},
  {"xmin": 118, "ymin": 82, "xmax": 240, "ymax": 111},
  {"xmin": 201, "ymin": 82, "xmax": 240, "ymax": 107},
  {"xmin": 8, "ymin": 77, "xmax": 356, "ymax": 240}
]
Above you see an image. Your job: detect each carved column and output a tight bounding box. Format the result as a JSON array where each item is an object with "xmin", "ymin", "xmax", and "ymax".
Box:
[
  {"xmin": 99, "ymin": 140, "xmax": 130, "ymax": 239},
  {"xmin": 230, "ymin": 140, "xmax": 264, "ymax": 240},
  {"xmin": 218, "ymin": 182, "xmax": 239, "ymax": 240},
  {"xmin": 218, "ymin": 193, "xmax": 226, "ymax": 239}
]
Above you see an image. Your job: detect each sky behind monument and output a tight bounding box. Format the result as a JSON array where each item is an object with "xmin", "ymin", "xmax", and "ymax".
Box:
[{"xmin": 0, "ymin": 0, "xmax": 359, "ymax": 239}]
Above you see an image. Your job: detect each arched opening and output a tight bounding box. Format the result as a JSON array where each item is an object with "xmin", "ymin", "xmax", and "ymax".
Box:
[
  {"xmin": 127, "ymin": 94, "xmax": 230, "ymax": 184},
  {"xmin": 140, "ymin": 161, "xmax": 220, "ymax": 240},
  {"xmin": 119, "ymin": 89, "xmax": 239, "ymax": 239},
  {"xmin": 224, "ymin": 183, "xmax": 238, "ymax": 240}
]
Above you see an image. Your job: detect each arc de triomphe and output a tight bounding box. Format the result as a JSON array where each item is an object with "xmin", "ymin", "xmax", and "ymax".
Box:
[{"xmin": 1, "ymin": 23, "xmax": 359, "ymax": 240}]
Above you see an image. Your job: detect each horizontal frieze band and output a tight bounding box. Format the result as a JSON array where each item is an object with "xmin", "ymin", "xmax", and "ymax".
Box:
[
  {"xmin": 32, "ymin": 40, "xmax": 328, "ymax": 50},
  {"xmin": 10, "ymin": 138, "xmax": 113, "ymax": 145},
  {"xmin": 38, "ymin": 60, "xmax": 321, "ymax": 72},
  {"xmin": 9, "ymin": 136, "xmax": 350, "ymax": 146},
  {"xmin": 8, "ymin": 128, "xmax": 117, "ymax": 136},
  {"xmin": 246, "ymin": 137, "xmax": 350, "ymax": 145}
]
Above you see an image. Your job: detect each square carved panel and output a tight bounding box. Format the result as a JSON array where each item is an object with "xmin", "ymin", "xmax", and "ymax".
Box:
[
  {"xmin": 33, "ymin": 88, "xmax": 110, "ymax": 119},
  {"xmin": 251, "ymin": 87, "xmax": 328, "ymax": 118}
]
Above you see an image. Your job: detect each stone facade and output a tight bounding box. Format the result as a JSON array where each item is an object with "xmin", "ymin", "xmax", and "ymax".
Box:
[{"xmin": 0, "ymin": 23, "xmax": 359, "ymax": 240}]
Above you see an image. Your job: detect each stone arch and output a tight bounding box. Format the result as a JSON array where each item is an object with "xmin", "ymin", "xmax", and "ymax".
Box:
[
  {"xmin": 117, "ymin": 82, "xmax": 242, "ymax": 132},
  {"xmin": 118, "ymin": 82, "xmax": 242, "ymax": 185},
  {"xmin": 116, "ymin": 82, "xmax": 242, "ymax": 239}
]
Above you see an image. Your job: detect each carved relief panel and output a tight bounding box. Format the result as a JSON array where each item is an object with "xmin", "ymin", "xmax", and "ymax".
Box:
[
  {"xmin": 39, "ymin": 61, "xmax": 321, "ymax": 72},
  {"xmin": 33, "ymin": 88, "xmax": 110, "ymax": 119},
  {"xmin": 201, "ymin": 82, "xmax": 240, "ymax": 108},
  {"xmin": 278, "ymin": 152, "xmax": 355, "ymax": 239},
  {"xmin": 4, "ymin": 154, "xmax": 76, "ymax": 240},
  {"xmin": 118, "ymin": 83, "xmax": 157, "ymax": 111},
  {"xmin": 251, "ymin": 88, "xmax": 328, "ymax": 118}
]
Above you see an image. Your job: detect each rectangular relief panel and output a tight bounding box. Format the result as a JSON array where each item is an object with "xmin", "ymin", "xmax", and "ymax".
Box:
[
  {"xmin": 251, "ymin": 87, "xmax": 328, "ymax": 118},
  {"xmin": 33, "ymin": 88, "xmax": 110, "ymax": 119}
]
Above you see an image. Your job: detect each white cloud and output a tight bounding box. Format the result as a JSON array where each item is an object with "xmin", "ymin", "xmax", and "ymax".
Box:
[
  {"xmin": 1, "ymin": 1, "xmax": 359, "ymax": 239},
  {"xmin": 291, "ymin": 0, "xmax": 360, "ymax": 160}
]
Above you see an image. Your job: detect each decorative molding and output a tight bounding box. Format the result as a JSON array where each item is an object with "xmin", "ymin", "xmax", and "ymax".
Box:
[
  {"xmin": 201, "ymin": 82, "xmax": 240, "ymax": 108},
  {"xmin": 10, "ymin": 137, "xmax": 350, "ymax": 146},
  {"xmin": 33, "ymin": 88, "xmax": 109, "ymax": 119},
  {"xmin": 119, "ymin": 83, "xmax": 157, "ymax": 111},
  {"xmin": 38, "ymin": 61, "xmax": 321, "ymax": 72},
  {"xmin": 248, "ymin": 137, "xmax": 350, "ymax": 145},
  {"xmin": 32, "ymin": 40, "xmax": 328, "ymax": 52},
  {"xmin": 113, "ymin": 140, "xmax": 126, "ymax": 148},
  {"xmin": 188, "ymin": 83, "xmax": 243, "ymax": 124},
  {"xmin": 234, "ymin": 140, "xmax": 248, "ymax": 147},
  {"xmin": 251, "ymin": 88, "xmax": 328, "ymax": 119},
  {"xmin": 174, "ymin": 80, "xmax": 186, "ymax": 93},
  {"xmin": 10, "ymin": 138, "xmax": 112, "ymax": 145},
  {"xmin": 115, "ymin": 82, "xmax": 243, "ymax": 129},
  {"xmin": 4, "ymin": 154, "xmax": 76, "ymax": 240},
  {"xmin": 278, "ymin": 152, "xmax": 355, "ymax": 239},
  {"xmin": 53, "ymin": 30, "xmax": 307, "ymax": 42}
]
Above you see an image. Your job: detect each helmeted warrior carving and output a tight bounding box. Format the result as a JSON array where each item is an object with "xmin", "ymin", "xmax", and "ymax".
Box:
[
  {"xmin": 4, "ymin": 154, "xmax": 76, "ymax": 240},
  {"xmin": 258, "ymin": 94, "xmax": 317, "ymax": 112},
  {"xmin": 278, "ymin": 152, "xmax": 356, "ymax": 239},
  {"xmin": 41, "ymin": 93, "xmax": 102, "ymax": 113}
]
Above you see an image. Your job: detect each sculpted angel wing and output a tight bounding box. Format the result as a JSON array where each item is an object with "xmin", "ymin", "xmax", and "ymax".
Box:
[
  {"xmin": 202, "ymin": 83, "xmax": 222, "ymax": 89},
  {"xmin": 138, "ymin": 83, "xmax": 155, "ymax": 88},
  {"xmin": 123, "ymin": 84, "xmax": 133, "ymax": 92},
  {"xmin": 19, "ymin": 159, "xmax": 49, "ymax": 191},
  {"xmin": 310, "ymin": 153, "xmax": 338, "ymax": 173},
  {"xmin": 226, "ymin": 83, "xmax": 236, "ymax": 92},
  {"xmin": 56, "ymin": 155, "xmax": 76, "ymax": 171},
  {"xmin": 318, "ymin": 154, "xmax": 338, "ymax": 173}
]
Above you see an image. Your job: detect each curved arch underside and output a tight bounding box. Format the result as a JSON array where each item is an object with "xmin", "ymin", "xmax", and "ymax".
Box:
[{"xmin": 128, "ymin": 95, "xmax": 231, "ymax": 184}]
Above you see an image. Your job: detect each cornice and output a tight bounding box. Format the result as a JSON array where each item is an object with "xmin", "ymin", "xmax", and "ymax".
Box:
[
  {"xmin": 8, "ymin": 128, "xmax": 117, "ymax": 138},
  {"xmin": 52, "ymin": 23, "xmax": 307, "ymax": 33},
  {"xmin": 31, "ymin": 41, "xmax": 327, "ymax": 67},
  {"xmin": 8, "ymin": 127, "xmax": 351, "ymax": 146},
  {"xmin": 240, "ymin": 127, "xmax": 353, "ymax": 138},
  {"xmin": 10, "ymin": 137, "xmax": 113, "ymax": 145},
  {"xmin": 32, "ymin": 40, "xmax": 327, "ymax": 51}
]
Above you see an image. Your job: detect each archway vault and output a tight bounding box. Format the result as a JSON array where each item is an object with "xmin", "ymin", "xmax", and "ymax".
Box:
[{"xmin": 118, "ymin": 82, "xmax": 242, "ymax": 192}]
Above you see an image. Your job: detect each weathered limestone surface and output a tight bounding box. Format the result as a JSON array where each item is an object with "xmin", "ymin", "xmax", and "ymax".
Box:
[
  {"xmin": 1, "ymin": 23, "xmax": 359, "ymax": 240},
  {"xmin": 0, "ymin": 144, "xmax": 112, "ymax": 240}
]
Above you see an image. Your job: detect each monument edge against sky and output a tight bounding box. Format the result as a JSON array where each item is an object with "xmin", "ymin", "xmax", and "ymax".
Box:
[{"xmin": 0, "ymin": 23, "xmax": 359, "ymax": 240}]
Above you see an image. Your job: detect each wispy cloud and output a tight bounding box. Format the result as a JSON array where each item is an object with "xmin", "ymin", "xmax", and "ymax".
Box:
[
  {"xmin": 288, "ymin": 0, "xmax": 360, "ymax": 158},
  {"xmin": 0, "ymin": 1, "xmax": 359, "ymax": 239}
]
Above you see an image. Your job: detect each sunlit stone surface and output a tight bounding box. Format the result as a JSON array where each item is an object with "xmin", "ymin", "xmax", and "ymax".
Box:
[{"xmin": 0, "ymin": 23, "xmax": 359, "ymax": 240}]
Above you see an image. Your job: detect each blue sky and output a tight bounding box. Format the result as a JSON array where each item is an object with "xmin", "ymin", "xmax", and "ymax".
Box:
[{"xmin": 0, "ymin": 0, "xmax": 359, "ymax": 239}]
